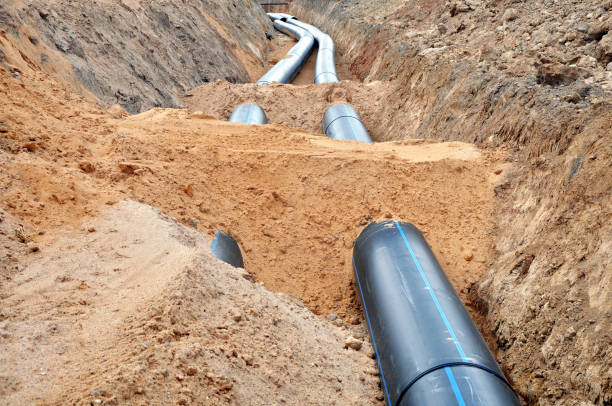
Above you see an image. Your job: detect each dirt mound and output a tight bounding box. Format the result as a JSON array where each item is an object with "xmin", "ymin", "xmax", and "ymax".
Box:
[
  {"xmin": 3, "ymin": 0, "xmax": 609, "ymax": 404},
  {"xmin": 0, "ymin": 54, "xmax": 505, "ymax": 320},
  {"xmin": 0, "ymin": 200, "xmax": 380, "ymax": 405},
  {"xmin": 1, "ymin": 44, "xmax": 507, "ymax": 404},
  {"xmin": 114, "ymin": 108, "xmax": 503, "ymax": 319},
  {"xmin": 182, "ymin": 80, "xmax": 392, "ymax": 139}
]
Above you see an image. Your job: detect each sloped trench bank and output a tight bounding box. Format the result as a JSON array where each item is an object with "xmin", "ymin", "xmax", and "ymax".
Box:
[
  {"xmin": 0, "ymin": 29, "xmax": 513, "ymax": 405},
  {"xmin": 1, "ymin": 0, "xmax": 609, "ymax": 404},
  {"xmin": 287, "ymin": 1, "xmax": 611, "ymax": 404}
]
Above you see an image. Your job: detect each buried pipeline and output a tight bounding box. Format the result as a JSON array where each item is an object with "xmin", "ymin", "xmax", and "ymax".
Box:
[{"xmin": 220, "ymin": 14, "xmax": 519, "ymax": 405}]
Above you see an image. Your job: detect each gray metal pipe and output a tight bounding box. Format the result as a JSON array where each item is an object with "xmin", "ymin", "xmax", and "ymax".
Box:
[
  {"xmin": 229, "ymin": 104, "xmax": 268, "ymax": 124},
  {"xmin": 268, "ymin": 13, "xmax": 338, "ymax": 83},
  {"xmin": 353, "ymin": 221, "xmax": 521, "ymax": 406},
  {"xmin": 285, "ymin": 19, "xmax": 339, "ymax": 83},
  {"xmin": 267, "ymin": 13, "xmax": 296, "ymax": 22},
  {"xmin": 322, "ymin": 104, "xmax": 372, "ymax": 143},
  {"xmin": 257, "ymin": 20, "xmax": 314, "ymax": 84}
]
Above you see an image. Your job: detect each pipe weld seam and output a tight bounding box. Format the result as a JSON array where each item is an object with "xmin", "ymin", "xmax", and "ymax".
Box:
[
  {"xmin": 323, "ymin": 114, "xmax": 363, "ymax": 135},
  {"xmin": 394, "ymin": 362, "xmax": 516, "ymax": 406},
  {"xmin": 315, "ymin": 71, "xmax": 339, "ymax": 82}
]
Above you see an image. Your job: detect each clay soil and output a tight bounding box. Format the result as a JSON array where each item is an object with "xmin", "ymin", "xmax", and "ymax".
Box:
[{"xmin": 1, "ymin": 24, "xmax": 507, "ymax": 403}]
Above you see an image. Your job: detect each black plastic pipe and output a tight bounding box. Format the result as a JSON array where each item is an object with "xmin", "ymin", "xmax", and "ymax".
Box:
[
  {"xmin": 353, "ymin": 221, "xmax": 521, "ymax": 406},
  {"xmin": 211, "ymin": 230, "xmax": 244, "ymax": 268},
  {"xmin": 229, "ymin": 104, "xmax": 268, "ymax": 124},
  {"xmin": 256, "ymin": 20, "xmax": 314, "ymax": 84},
  {"xmin": 322, "ymin": 104, "xmax": 372, "ymax": 143}
]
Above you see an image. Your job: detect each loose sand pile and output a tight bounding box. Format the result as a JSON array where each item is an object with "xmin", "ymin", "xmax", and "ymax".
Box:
[
  {"xmin": 1, "ymin": 24, "xmax": 509, "ymax": 405},
  {"xmin": 0, "ymin": 201, "xmax": 380, "ymax": 405}
]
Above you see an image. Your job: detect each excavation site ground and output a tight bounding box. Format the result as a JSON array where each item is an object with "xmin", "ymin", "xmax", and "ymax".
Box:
[{"xmin": 0, "ymin": 1, "xmax": 610, "ymax": 405}]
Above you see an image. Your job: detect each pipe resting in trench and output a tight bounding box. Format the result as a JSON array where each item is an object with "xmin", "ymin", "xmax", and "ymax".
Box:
[
  {"xmin": 267, "ymin": 13, "xmax": 371, "ymax": 142},
  {"xmin": 257, "ymin": 19, "xmax": 315, "ymax": 85},
  {"xmin": 222, "ymin": 15, "xmax": 518, "ymax": 405},
  {"xmin": 229, "ymin": 14, "xmax": 315, "ymax": 123},
  {"xmin": 268, "ymin": 13, "xmax": 338, "ymax": 83},
  {"xmin": 353, "ymin": 221, "xmax": 521, "ymax": 406}
]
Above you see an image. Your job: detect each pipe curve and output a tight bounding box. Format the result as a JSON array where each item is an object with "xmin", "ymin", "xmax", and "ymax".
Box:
[
  {"xmin": 267, "ymin": 12, "xmax": 296, "ymax": 22},
  {"xmin": 257, "ymin": 20, "xmax": 314, "ymax": 85},
  {"xmin": 284, "ymin": 18, "xmax": 339, "ymax": 83}
]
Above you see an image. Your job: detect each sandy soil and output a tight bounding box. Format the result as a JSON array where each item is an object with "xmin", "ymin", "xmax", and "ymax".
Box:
[
  {"xmin": 0, "ymin": 201, "xmax": 380, "ymax": 405},
  {"xmin": 182, "ymin": 80, "xmax": 393, "ymax": 140},
  {"xmin": 292, "ymin": 1, "xmax": 612, "ymax": 404},
  {"xmin": 0, "ymin": 31, "xmax": 508, "ymax": 403}
]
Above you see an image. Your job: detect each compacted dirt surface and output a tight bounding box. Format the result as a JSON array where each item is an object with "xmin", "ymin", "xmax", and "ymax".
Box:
[{"xmin": 1, "ymin": 0, "xmax": 611, "ymax": 405}]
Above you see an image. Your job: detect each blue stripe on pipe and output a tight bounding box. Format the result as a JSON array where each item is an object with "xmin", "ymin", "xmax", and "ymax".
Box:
[
  {"xmin": 444, "ymin": 367, "xmax": 467, "ymax": 406},
  {"xmin": 211, "ymin": 230, "xmax": 222, "ymax": 254},
  {"xmin": 394, "ymin": 221, "xmax": 468, "ymax": 361},
  {"xmin": 246, "ymin": 105, "xmax": 254, "ymax": 124},
  {"xmin": 353, "ymin": 257, "xmax": 392, "ymax": 406}
]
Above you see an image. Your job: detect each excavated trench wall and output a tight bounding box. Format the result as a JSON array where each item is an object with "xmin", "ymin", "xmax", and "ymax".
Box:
[
  {"xmin": 1, "ymin": 0, "xmax": 609, "ymax": 403},
  {"xmin": 290, "ymin": 1, "xmax": 611, "ymax": 405},
  {"xmin": 0, "ymin": 0, "xmax": 273, "ymax": 113}
]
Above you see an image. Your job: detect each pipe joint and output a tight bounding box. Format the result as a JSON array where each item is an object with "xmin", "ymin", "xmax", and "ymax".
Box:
[
  {"xmin": 353, "ymin": 221, "xmax": 521, "ymax": 406},
  {"xmin": 322, "ymin": 104, "xmax": 372, "ymax": 143}
]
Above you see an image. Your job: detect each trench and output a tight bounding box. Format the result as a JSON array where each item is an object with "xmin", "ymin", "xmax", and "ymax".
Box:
[
  {"xmin": 205, "ymin": 12, "xmax": 520, "ymax": 405},
  {"xmin": 249, "ymin": 4, "xmax": 612, "ymax": 405},
  {"xmin": 1, "ymin": 0, "xmax": 607, "ymax": 404},
  {"xmin": 184, "ymin": 11, "xmax": 504, "ymax": 330}
]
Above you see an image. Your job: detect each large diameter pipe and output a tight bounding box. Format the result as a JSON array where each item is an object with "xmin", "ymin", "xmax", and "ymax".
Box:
[
  {"xmin": 211, "ymin": 230, "xmax": 244, "ymax": 268},
  {"xmin": 352, "ymin": 221, "xmax": 521, "ymax": 406},
  {"xmin": 229, "ymin": 104, "xmax": 268, "ymax": 124},
  {"xmin": 285, "ymin": 19, "xmax": 339, "ymax": 83},
  {"xmin": 256, "ymin": 21, "xmax": 314, "ymax": 84},
  {"xmin": 322, "ymin": 104, "xmax": 372, "ymax": 143}
]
